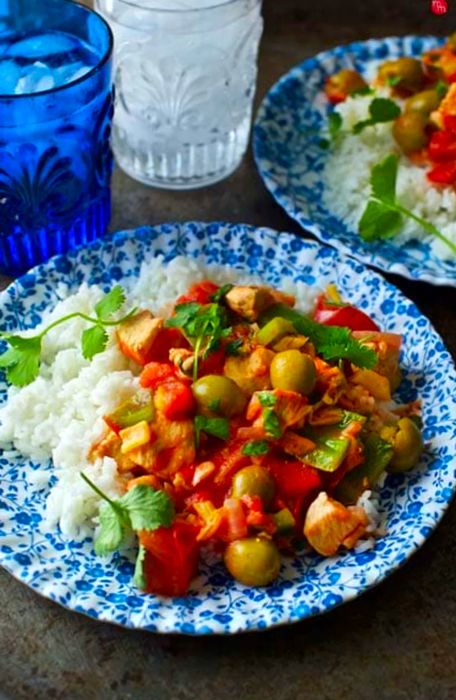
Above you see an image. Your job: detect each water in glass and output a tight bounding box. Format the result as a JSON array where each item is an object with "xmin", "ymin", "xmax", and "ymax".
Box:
[{"xmin": 96, "ymin": 0, "xmax": 263, "ymax": 189}]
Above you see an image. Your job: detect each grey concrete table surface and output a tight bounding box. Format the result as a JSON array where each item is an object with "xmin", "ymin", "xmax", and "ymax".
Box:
[{"xmin": 1, "ymin": 1, "xmax": 456, "ymax": 699}]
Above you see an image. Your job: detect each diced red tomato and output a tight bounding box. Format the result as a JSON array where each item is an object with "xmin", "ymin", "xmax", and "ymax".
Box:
[
  {"xmin": 443, "ymin": 114, "xmax": 456, "ymax": 133},
  {"xmin": 427, "ymin": 161, "xmax": 456, "ymax": 185},
  {"xmin": 140, "ymin": 362, "xmax": 176, "ymax": 389},
  {"xmin": 199, "ymin": 347, "xmax": 226, "ymax": 375},
  {"xmin": 176, "ymin": 280, "xmax": 220, "ymax": 306},
  {"xmin": 267, "ymin": 458, "xmax": 323, "ymax": 501},
  {"xmin": 314, "ymin": 295, "xmax": 380, "ymax": 332},
  {"xmin": 140, "ymin": 522, "xmax": 200, "ymax": 597},
  {"xmin": 157, "ymin": 381, "xmax": 195, "ymax": 420},
  {"xmin": 428, "ymin": 130, "xmax": 456, "ymax": 162},
  {"xmin": 145, "ymin": 327, "xmax": 189, "ymax": 363}
]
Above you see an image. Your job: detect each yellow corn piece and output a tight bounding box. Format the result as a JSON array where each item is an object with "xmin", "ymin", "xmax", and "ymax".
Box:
[
  {"xmin": 119, "ymin": 420, "xmax": 151, "ymax": 454},
  {"xmin": 351, "ymin": 369, "xmax": 391, "ymax": 401}
]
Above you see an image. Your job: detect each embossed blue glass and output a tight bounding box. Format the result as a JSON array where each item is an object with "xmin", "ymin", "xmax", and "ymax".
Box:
[{"xmin": 0, "ymin": 0, "xmax": 114, "ymax": 276}]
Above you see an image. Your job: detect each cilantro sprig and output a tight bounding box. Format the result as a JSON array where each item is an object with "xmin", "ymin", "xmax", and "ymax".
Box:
[
  {"xmin": 261, "ymin": 305, "xmax": 377, "ymax": 369},
  {"xmin": 352, "ymin": 97, "xmax": 401, "ymax": 134},
  {"xmin": 165, "ymin": 302, "xmax": 231, "ymax": 380},
  {"xmin": 81, "ymin": 473, "xmax": 175, "ymax": 590},
  {"xmin": 0, "ymin": 286, "xmax": 137, "ymax": 388},
  {"xmin": 359, "ymin": 154, "xmax": 456, "ymax": 256}
]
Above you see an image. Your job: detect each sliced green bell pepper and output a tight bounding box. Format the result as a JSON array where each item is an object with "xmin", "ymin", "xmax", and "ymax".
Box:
[
  {"xmin": 256, "ymin": 317, "xmax": 295, "ymax": 347},
  {"xmin": 334, "ymin": 433, "xmax": 393, "ymax": 505},
  {"xmin": 304, "ymin": 436, "xmax": 350, "ymax": 472},
  {"xmin": 104, "ymin": 389, "xmax": 154, "ymax": 432}
]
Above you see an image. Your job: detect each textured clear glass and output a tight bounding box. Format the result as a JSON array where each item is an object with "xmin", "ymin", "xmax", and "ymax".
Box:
[
  {"xmin": 96, "ymin": 0, "xmax": 263, "ymax": 189},
  {"xmin": 0, "ymin": 0, "xmax": 113, "ymax": 276}
]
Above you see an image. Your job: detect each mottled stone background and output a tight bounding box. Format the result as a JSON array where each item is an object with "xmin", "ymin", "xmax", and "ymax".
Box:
[{"xmin": 1, "ymin": 1, "xmax": 456, "ymax": 698}]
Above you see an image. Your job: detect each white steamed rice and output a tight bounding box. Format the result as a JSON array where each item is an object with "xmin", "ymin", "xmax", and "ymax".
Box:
[
  {"xmin": 0, "ymin": 256, "xmax": 321, "ymax": 539},
  {"xmin": 323, "ymin": 92, "xmax": 456, "ymax": 260}
]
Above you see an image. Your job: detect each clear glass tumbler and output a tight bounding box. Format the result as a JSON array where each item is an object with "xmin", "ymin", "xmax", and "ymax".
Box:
[
  {"xmin": 96, "ymin": 0, "xmax": 263, "ymax": 190},
  {"xmin": 0, "ymin": 0, "xmax": 114, "ymax": 276}
]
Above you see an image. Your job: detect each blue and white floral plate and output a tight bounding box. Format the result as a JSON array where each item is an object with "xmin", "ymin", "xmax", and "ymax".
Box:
[
  {"xmin": 0, "ymin": 222, "xmax": 455, "ymax": 635},
  {"xmin": 254, "ymin": 36, "xmax": 456, "ymax": 287}
]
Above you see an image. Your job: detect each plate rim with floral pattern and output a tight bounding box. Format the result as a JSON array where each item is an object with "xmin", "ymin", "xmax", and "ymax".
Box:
[
  {"xmin": 0, "ymin": 221, "xmax": 455, "ymax": 635},
  {"xmin": 253, "ymin": 34, "xmax": 456, "ymax": 287}
]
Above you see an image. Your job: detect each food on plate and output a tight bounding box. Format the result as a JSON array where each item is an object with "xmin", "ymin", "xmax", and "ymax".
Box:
[
  {"xmin": 0, "ymin": 257, "xmax": 423, "ymax": 596},
  {"xmin": 322, "ymin": 33, "xmax": 456, "ymax": 260}
]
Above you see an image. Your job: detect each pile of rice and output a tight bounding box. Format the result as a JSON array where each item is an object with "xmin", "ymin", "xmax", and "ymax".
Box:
[
  {"xmin": 0, "ymin": 256, "xmax": 320, "ymax": 539},
  {"xmin": 323, "ymin": 92, "xmax": 456, "ymax": 260}
]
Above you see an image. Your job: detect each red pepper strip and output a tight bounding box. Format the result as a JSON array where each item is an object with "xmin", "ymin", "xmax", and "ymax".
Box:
[
  {"xmin": 314, "ymin": 295, "xmax": 380, "ymax": 332},
  {"xmin": 140, "ymin": 521, "xmax": 200, "ymax": 597},
  {"xmin": 443, "ymin": 114, "xmax": 456, "ymax": 133},
  {"xmin": 145, "ymin": 327, "xmax": 189, "ymax": 363},
  {"xmin": 176, "ymin": 280, "xmax": 220, "ymax": 305},
  {"xmin": 427, "ymin": 161, "xmax": 456, "ymax": 185},
  {"xmin": 428, "ymin": 130, "xmax": 456, "ymax": 162},
  {"xmin": 155, "ymin": 380, "xmax": 195, "ymax": 420}
]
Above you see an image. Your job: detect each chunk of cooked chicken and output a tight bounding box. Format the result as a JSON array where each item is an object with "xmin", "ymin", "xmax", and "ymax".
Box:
[
  {"xmin": 88, "ymin": 429, "xmax": 136, "ymax": 474},
  {"xmin": 224, "ymin": 347, "xmax": 275, "ymax": 395},
  {"xmin": 225, "ymin": 285, "xmax": 295, "ymax": 322},
  {"xmin": 304, "ymin": 492, "xmax": 369, "ymax": 556},
  {"xmin": 117, "ymin": 310, "xmax": 163, "ymax": 365},
  {"xmin": 247, "ymin": 389, "xmax": 310, "ymax": 431},
  {"xmin": 352, "ymin": 331, "xmax": 402, "ymax": 391},
  {"xmin": 127, "ymin": 411, "xmax": 195, "ymax": 477}
]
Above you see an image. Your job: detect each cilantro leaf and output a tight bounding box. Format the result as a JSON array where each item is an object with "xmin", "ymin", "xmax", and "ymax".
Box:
[
  {"xmin": 166, "ymin": 302, "xmax": 230, "ymax": 380},
  {"xmin": 210, "ymin": 284, "xmax": 233, "ymax": 303},
  {"xmin": 260, "ymin": 305, "xmax": 378, "ymax": 369},
  {"xmin": 120, "ymin": 485, "xmax": 174, "ymax": 531},
  {"xmin": 242, "ymin": 440, "xmax": 270, "ymax": 457},
  {"xmin": 0, "ymin": 335, "xmax": 42, "ymax": 388},
  {"xmin": 195, "ymin": 415, "xmax": 230, "ymax": 445},
  {"xmin": 81, "ymin": 325, "xmax": 109, "ymax": 360},
  {"xmin": 133, "ymin": 544, "xmax": 147, "ymax": 589},
  {"xmin": 257, "ymin": 391, "xmax": 277, "ymax": 407},
  {"xmin": 225, "ymin": 338, "xmax": 244, "ymax": 356},
  {"xmin": 435, "ymin": 80, "xmax": 448, "ymax": 100},
  {"xmin": 358, "ymin": 153, "xmax": 456, "ymax": 257},
  {"xmin": 263, "ymin": 408, "xmax": 282, "ymax": 439},
  {"xmin": 94, "ymin": 502, "xmax": 127, "ymax": 556},
  {"xmin": 387, "ymin": 75, "xmax": 402, "ymax": 87},
  {"xmin": 351, "ymin": 85, "xmax": 375, "ymax": 97},
  {"xmin": 0, "ymin": 347, "xmax": 23, "ymax": 368},
  {"xmin": 328, "ymin": 112, "xmax": 342, "ymax": 140},
  {"xmin": 359, "ymin": 200, "xmax": 402, "ymax": 241},
  {"xmin": 371, "ymin": 153, "xmax": 398, "ymax": 203},
  {"xmin": 95, "ymin": 285, "xmax": 126, "ymax": 320},
  {"xmin": 0, "ymin": 285, "xmax": 135, "ymax": 388},
  {"xmin": 353, "ymin": 97, "xmax": 401, "ymax": 134}
]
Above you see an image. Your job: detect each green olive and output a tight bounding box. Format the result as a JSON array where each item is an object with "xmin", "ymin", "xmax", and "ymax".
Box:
[
  {"xmin": 378, "ymin": 57, "xmax": 424, "ymax": 92},
  {"xmin": 270, "ymin": 350, "xmax": 316, "ymax": 395},
  {"xmin": 392, "ymin": 112, "xmax": 428, "ymax": 155},
  {"xmin": 388, "ymin": 417, "xmax": 423, "ymax": 472},
  {"xmin": 327, "ymin": 69, "xmax": 368, "ymax": 96},
  {"xmin": 404, "ymin": 89, "xmax": 441, "ymax": 116},
  {"xmin": 224, "ymin": 537, "xmax": 281, "ymax": 587},
  {"xmin": 231, "ymin": 465, "xmax": 275, "ymax": 508},
  {"xmin": 192, "ymin": 374, "xmax": 246, "ymax": 417}
]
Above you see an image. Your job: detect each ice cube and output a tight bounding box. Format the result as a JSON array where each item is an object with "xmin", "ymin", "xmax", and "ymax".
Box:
[
  {"xmin": 0, "ymin": 58, "xmax": 22, "ymax": 94},
  {"xmin": 5, "ymin": 32, "xmax": 80, "ymax": 59},
  {"xmin": 14, "ymin": 61, "xmax": 56, "ymax": 95},
  {"xmin": 54, "ymin": 61, "xmax": 91, "ymax": 88}
]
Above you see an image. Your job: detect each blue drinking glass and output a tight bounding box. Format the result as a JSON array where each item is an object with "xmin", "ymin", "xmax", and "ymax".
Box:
[{"xmin": 0, "ymin": 0, "xmax": 114, "ymax": 276}]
